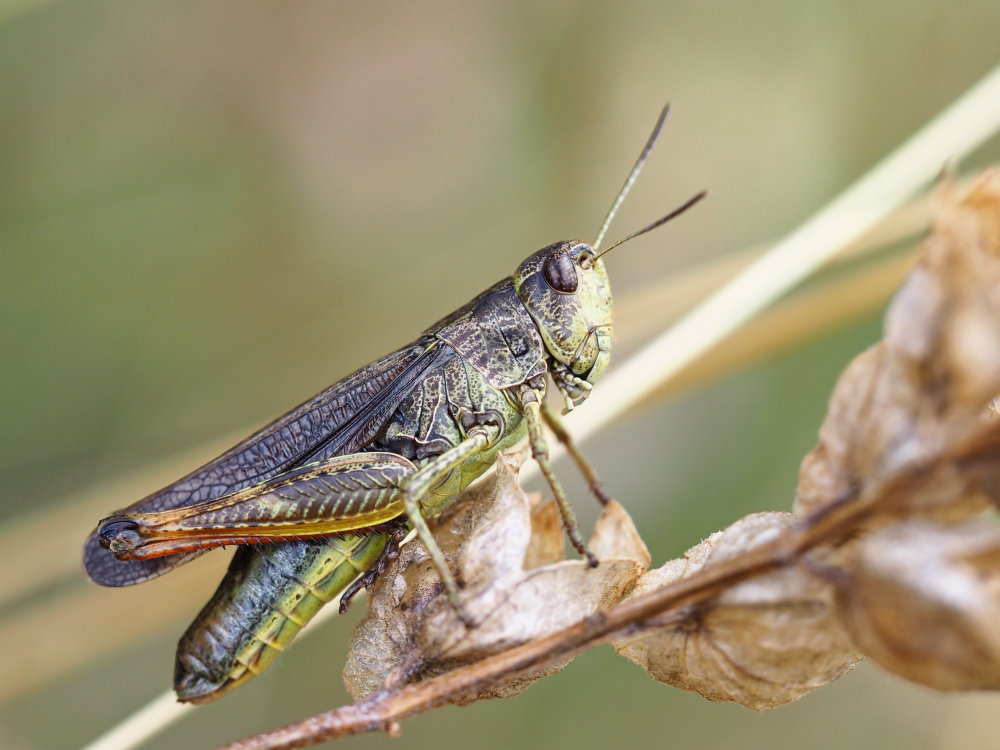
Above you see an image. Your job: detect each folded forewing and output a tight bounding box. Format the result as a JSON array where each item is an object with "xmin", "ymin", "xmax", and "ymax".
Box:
[{"xmin": 84, "ymin": 340, "xmax": 445, "ymax": 586}]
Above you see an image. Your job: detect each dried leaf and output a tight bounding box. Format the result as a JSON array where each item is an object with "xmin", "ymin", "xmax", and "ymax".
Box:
[
  {"xmin": 835, "ymin": 519, "xmax": 1000, "ymax": 690},
  {"xmin": 344, "ymin": 450, "xmax": 649, "ymax": 703},
  {"xmin": 614, "ymin": 513, "xmax": 861, "ymax": 710},
  {"xmin": 523, "ymin": 495, "xmax": 564, "ymax": 569},
  {"xmin": 795, "ymin": 173, "xmax": 1000, "ymax": 523}
]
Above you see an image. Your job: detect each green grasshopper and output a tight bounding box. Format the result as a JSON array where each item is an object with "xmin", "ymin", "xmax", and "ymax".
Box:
[{"xmin": 85, "ymin": 105, "xmax": 704, "ymax": 703}]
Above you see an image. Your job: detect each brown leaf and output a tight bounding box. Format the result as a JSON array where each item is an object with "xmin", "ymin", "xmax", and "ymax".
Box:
[
  {"xmin": 834, "ymin": 519, "xmax": 1000, "ymax": 690},
  {"xmin": 523, "ymin": 495, "xmax": 565, "ymax": 570},
  {"xmin": 614, "ymin": 513, "xmax": 861, "ymax": 710},
  {"xmin": 794, "ymin": 173, "xmax": 1000, "ymax": 524},
  {"xmin": 343, "ymin": 450, "xmax": 649, "ymax": 703}
]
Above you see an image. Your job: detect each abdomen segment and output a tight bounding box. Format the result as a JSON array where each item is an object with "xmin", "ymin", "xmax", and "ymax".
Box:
[{"xmin": 174, "ymin": 532, "xmax": 390, "ymax": 703}]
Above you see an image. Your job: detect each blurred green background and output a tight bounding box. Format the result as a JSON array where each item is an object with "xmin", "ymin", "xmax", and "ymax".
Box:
[{"xmin": 2, "ymin": 1, "xmax": 1000, "ymax": 748}]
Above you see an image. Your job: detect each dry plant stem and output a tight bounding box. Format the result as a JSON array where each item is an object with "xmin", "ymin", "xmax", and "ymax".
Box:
[
  {"xmin": 80, "ymin": 694, "xmax": 191, "ymax": 750},
  {"xmin": 639, "ymin": 251, "xmax": 912, "ymax": 406},
  {"xmin": 217, "ymin": 500, "xmax": 866, "ymax": 750}
]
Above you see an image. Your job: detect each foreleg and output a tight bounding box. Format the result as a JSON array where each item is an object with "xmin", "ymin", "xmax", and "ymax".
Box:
[
  {"xmin": 522, "ymin": 390, "xmax": 597, "ymax": 567},
  {"xmin": 541, "ymin": 400, "xmax": 612, "ymax": 506}
]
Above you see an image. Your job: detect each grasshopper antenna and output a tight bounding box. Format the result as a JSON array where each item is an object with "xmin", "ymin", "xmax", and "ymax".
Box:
[
  {"xmin": 593, "ymin": 189, "xmax": 707, "ymax": 262},
  {"xmin": 592, "ymin": 103, "xmax": 671, "ymax": 252}
]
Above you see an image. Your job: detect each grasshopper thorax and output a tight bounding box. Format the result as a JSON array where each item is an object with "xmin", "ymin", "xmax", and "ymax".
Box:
[{"xmin": 514, "ymin": 240, "xmax": 613, "ymax": 409}]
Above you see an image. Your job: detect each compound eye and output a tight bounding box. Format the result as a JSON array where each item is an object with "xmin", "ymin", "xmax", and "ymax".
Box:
[{"xmin": 542, "ymin": 251, "xmax": 578, "ymax": 293}]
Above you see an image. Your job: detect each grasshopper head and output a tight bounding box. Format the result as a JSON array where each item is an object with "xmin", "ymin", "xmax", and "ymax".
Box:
[
  {"xmin": 514, "ymin": 240, "xmax": 613, "ymax": 408},
  {"xmin": 511, "ymin": 105, "xmax": 705, "ymax": 409}
]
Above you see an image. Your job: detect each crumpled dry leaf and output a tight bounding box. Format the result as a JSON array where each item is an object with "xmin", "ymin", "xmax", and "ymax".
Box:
[
  {"xmin": 343, "ymin": 449, "xmax": 650, "ymax": 704},
  {"xmin": 834, "ymin": 519, "xmax": 1000, "ymax": 690},
  {"xmin": 522, "ymin": 492, "xmax": 564, "ymax": 570},
  {"xmin": 795, "ymin": 173, "xmax": 1000, "ymax": 523},
  {"xmin": 614, "ymin": 512, "xmax": 862, "ymax": 710}
]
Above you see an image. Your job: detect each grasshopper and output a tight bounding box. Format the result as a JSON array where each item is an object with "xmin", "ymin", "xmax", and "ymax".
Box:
[{"xmin": 85, "ymin": 105, "xmax": 704, "ymax": 703}]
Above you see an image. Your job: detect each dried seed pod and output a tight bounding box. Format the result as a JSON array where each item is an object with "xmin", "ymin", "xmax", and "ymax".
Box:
[
  {"xmin": 344, "ymin": 451, "xmax": 650, "ymax": 703},
  {"xmin": 615, "ymin": 513, "xmax": 861, "ymax": 710},
  {"xmin": 834, "ymin": 519, "xmax": 1000, "ymax": 691},
  {"xmin": 795, "ymin": 174, "xmax": 1000, "ymax": 525}
]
